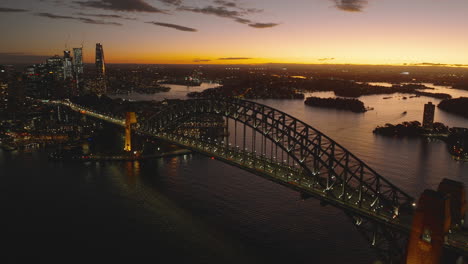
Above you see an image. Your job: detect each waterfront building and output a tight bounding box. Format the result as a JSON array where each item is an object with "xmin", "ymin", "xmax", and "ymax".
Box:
[{"xmin": 423, "ymin": 102, "xmax": 435, "ymax": 129}]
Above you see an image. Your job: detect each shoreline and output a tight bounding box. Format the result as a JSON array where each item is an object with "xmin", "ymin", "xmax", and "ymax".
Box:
[{"xmin": 49, "ymin": 149, "xmax": 193, "ymax": 161}]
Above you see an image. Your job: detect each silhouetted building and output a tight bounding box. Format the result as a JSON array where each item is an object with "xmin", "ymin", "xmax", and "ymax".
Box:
[
  {"xmin": 423, "ymin": 102, "xmax": 435, "ymax": 129},
  {"xmin": 95, "ymin": 43, "xmax": 105, "ymax": 78},
  {"xmin": 46, "ymin": 55, "xmax": 64, "ymax": 81},
  {"xmin": 73, "ymin": 47, "xmax": 84, "ymax": 95},
  {"xmin": 73, "ymin": 48, "xmax": 83, "ymax": 74},
  {"xmin": 63, "ymin": 50, "xmax": 73, "ymax": 80},
  {"xmin": 0, "ymin": 82, "xmax": 7, "ymax": 111},
  {"xmin": 6, "ymin": 74, "xmax": 26, "ymax": 114},
  {"xmin": 95, "ymin": 43, "xmax": 106, "ymax": 94},
  {"xmin": 37, "ymin": 56, "xmax": 68, "ymax": 99}
]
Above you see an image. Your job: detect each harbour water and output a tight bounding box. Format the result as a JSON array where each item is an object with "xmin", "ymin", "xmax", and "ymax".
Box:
[{"xmin": 2, "ymin": 83, "xmax": 468, "ymax": 263}]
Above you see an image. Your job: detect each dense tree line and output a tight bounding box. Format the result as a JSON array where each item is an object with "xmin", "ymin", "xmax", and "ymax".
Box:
[
  {"xmin": 438, "ymin": 97, "xmax": 468, "ymax": 118},
  {"xmin": 304, "ymin": 96, "xmax": 367, "ymax": 113}
]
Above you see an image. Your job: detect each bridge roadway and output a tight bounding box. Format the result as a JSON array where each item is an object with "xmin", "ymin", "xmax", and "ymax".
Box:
[{"xmin": 51, "ymin": 100, "xmax": 468, "ymax": 256}]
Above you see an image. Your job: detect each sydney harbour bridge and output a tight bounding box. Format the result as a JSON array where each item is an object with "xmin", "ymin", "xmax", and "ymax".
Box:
[{"xmin": 52, "ymin": 98, "xmax": 467, "ymax": 264}]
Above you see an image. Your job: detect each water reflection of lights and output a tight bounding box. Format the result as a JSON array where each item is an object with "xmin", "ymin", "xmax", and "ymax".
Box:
[
  {"xmin": 124, "ymin": 161, "xmax": 141, "ymax": 187},
  {"xmin": 167, "ymin": 157, "xmax": 179, "ymax": 178}
]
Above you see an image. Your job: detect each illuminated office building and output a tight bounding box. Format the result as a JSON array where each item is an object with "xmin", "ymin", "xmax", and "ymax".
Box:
[
  {"xmin": 63, "ymin": 50, "xmax": 73, "ymax": 80},
  {"xmin": 73, "ymin": 47, "xmax": 84, "ymax": 93},
  {"xmin": 95, "ymin": 43, "xmax": 106, "ymax": 94}
]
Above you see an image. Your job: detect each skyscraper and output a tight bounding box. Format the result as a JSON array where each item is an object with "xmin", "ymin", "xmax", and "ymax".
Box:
[
  {"xmin": 423, "ymin": 102, "xmax": 435, "ymax": 129},
  {"xmin": 73, "ymin": 47, "xmax": 84, "ymax": 94},
  {"xmin": 95, "ymin": 43, "xmax": 106, "ymax": 94},
  {"xmin": 73, "ymin": 47, "xmax": 84, "ymax": 75},
  {"xmin": 63, "ymin": 50, "xmax": 73, "ymax": 80},
  {"xmin": 47, "ymin": 55, "xmax": 64, "ymax": 81}
]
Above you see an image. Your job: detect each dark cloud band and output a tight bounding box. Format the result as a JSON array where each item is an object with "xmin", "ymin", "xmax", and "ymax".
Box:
[
  {"xmin": 75, "ymin": 12, "xmax": 137, "ymax": 20},
  {"xmin": 0, "ymin": 7, "xmax": 28, "ymax": 12},
  {"xmin": 248, "ymin": 23, "xmax": 278, "ymax": 28},
  {"xmin": 74, "ymin": 0, "xmax": 165, "ymax": 13},
  {"xmin": 333, "ymin": 0, "xmax": 368, "ymax": 12},
  {"xmin": 218, "ymin": 57, "xmax": 252, "ymax": 60},
  {"xmin": 145, "ymin": 21, "xmax": 197, "ymax": 32},
  {"xmin": 36, "ymin": 12, "xmax": 123, "ymax": 25}
]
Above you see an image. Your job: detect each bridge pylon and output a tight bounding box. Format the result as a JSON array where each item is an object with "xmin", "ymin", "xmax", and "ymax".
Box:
[
  {"xmin": 437, "ymin": 178, "xmax": 466, "ymax": 228},
  {"xmin": 405, "ymin": 179, "xmax": 466, "ymax": 264},
  {"xmin": 124, "ymin": 112, "xmax": 137, "ymax": 152}
]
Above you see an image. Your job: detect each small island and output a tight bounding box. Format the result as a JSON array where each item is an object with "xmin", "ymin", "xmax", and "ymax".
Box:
[
  {"xmin": 453, "ymin": 81, "xmax": 468, "ymax": 91},
  {"xmin": 304, "ymin": 96, "xmax": 368, "ymax": 113},
  {"xmin": 187, "ymin": 86, "xmax": 304, "ymax": 99},
  {"xmin": 438, "ymin": 97, "xmax": 468, "ymax": 118},
  {"xmin": 301, "ymin": 80, "xmax": 452, "ymax": 99},
  {"xmin": 373, "ymin": 121, "xmax": 468, "ymax": 161},
  {"xmin": 373, "ymin": 121, "xmax": 449, "ymax": 137}
]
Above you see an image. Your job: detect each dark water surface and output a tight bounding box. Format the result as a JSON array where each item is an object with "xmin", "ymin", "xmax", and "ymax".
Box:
[{"xmin": 2, "ymin": 83, "xmax": 468, "ymax": 263}]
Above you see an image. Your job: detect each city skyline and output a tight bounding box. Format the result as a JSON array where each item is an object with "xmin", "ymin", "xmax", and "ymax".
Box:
[{"xmin": 1, "ymin": 0, "xmax": 468, "ymax": 66}]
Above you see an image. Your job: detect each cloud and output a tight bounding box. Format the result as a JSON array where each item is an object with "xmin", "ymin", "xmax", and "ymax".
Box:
[
  {"xmin": 213, "ymin": 0, "xmax": 237, "ymax": 8},
  {"xmin": 0, "ymin": 7, "xmax": 28, "ymax": 12},
  {"xmin": 333, "ymin": 0, "xmax": 368, "ymax": 12},
  {"xmin": 234, "ymin": 17, "xmax": 251, "ymax": 24},
  {"xmin": 0, "ymin": 52, "xmax": 50, "ymax": 64},
  {"xmin": 248, "ymin": 22, "xmax": 278, "ymax": 28},
  {"xmin": 318, "ymin": 57, "xmax": 335, "ymax": 61},
  {"xmin": 193, "ymin": 58, "xmax": 212, "ymax": 62},
  {"xmin": 410, "ymin": 62, "xmax": 468, "ymax": 67},
  {"xmin": 74, "ymin": 0, "xmax": 165, "ymax": 13},
  {"xmin": 145, "ymin": 21, "xmax": 197, "ymax": 32},
  {"xmin": 178, "ymin": 5, "xmax": 277, "ymax": 28},
  {"xmin": 36, "ymin": 12, "xmax": 123, "ymax": 25},
  {"xmin": 218, "ymin": 57, "xmax": 252, "ymax": 60},
  {"xmin": 158, "ymin": 0, "xmax": 182, "ymax": 6},
  {"xmin": 178, "ymin": 5, "xmax": 241, "ymax": 19},
  {"xmin": 75, "ymin": 12, "xmax": 137, "ymax": 20}
]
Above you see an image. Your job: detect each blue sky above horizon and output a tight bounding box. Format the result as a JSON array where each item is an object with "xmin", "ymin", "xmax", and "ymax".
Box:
[{"xmin": 1, "ymin": 0, "xmax": 468, "ymax": 65}]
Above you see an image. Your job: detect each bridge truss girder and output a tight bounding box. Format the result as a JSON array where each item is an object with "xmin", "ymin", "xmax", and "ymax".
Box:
[{"xmin": 140, "ymin": 98, "xmax": 415, "ymax": 222}]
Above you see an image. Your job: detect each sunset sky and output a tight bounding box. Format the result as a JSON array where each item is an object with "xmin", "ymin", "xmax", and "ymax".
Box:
[{"xmin": 1, "ymin": 0, "xmax": 467, "ymax": 65}]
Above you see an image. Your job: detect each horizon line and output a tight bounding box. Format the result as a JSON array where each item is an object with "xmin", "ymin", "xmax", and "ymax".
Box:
[{"xmin": 2, "ymin": 61, "xmax": 468, "ymax": 69}]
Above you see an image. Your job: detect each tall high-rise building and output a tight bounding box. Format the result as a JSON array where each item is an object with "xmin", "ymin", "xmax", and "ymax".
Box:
[
  {"xmin": 47, "ymin": 55, "xmax": 64, "ymax": 81},
  {"xmin": 423, "ymin": 102, "xmax": 435, "ymax": 129},
  {"xmin": 73, "ymin": 47, "xmax": 84, "ymax": 94},
  {"xmin": 95, "ymin": 43, "xmax": 106, "ymax": 94},
  {"xmin": 95, "ymin": 43, "xmax": 105, "ymax": 78},
  {"xmin": 63, "ymin": 50, "xmax": 73, "ymax": 80},
  {"xmin": 73, "ymin": 47, "xmax": 84, "ymax": 75}
]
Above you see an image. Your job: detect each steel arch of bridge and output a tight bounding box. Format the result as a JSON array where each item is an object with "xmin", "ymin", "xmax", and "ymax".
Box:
[{"xmin": 139, "ymin": 98, "xmax": 415, "ymax": 222}]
